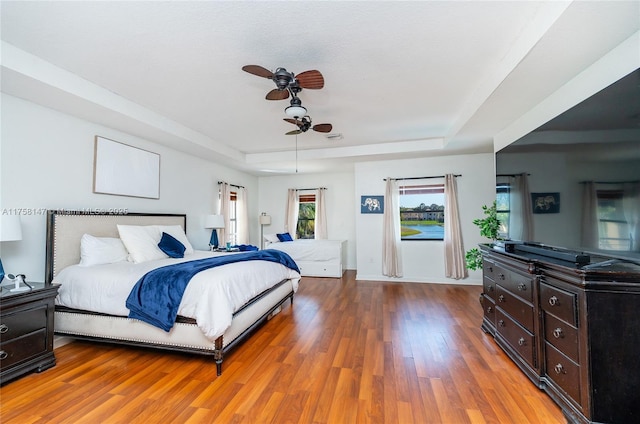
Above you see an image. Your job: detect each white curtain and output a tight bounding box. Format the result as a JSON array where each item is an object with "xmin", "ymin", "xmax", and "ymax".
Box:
[
  {"xmin": 510, "ymin": 173, "xmax": 533, "ymax": 241},
  {"xmin": 315, "ymin": 188, "xmax": 328, "ymax": 239},
  {"xmin": 580, "ymin": 182, "xmax": 599, "ymax": 249},
  {"xmin": 285, "ymin": 189, "xmax": 299, "ymax": 239},
  {"xmin": 444, "ymin": 174, "xmax": 467, "ymax": 279},
  {"xmin": 218, "ymin": 182, "xmax": 231, "ymax": 246},
  {"xmin": 623, "ymin": 182, "xmax": 640, "ymax": 251},
  {"xmin": 236, "ymin": 186, "xmax": 249, "ymax": 245},
  {"xmin": 382, "ymin": 178, "xmax": 402, "ymax": 277}
]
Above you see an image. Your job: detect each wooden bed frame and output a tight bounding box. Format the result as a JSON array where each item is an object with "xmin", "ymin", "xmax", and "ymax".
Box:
[{"xmin": 45, "ymin": 210, "xmax": 296, "ymax": 376}]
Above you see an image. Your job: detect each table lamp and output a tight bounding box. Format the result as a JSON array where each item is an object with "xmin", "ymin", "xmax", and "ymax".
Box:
[
  {"xmin": 0, "ymin": 215, "xmax": 27, "ymax": 291},
  {"xmin": 204, "ymin": 214, "xmax": 225, "ymax": 249}
]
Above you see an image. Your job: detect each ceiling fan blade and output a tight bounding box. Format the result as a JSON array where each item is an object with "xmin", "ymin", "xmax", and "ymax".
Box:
[
  {"xmin": 242, "ymin": 65, "xmax": 273, "ymax": 78},
  {"xmin": 286, "ymin": 129, "xmax": 302, "ymax": 135},
  {"xmin": 313, "ymin": 123, "xmax": 333, "ymax": 133},
  {"xmin": 266, "ymin": 89, "xmax": 289, "ymax": 100},
  {"xmin": 283, "ymin": 118, "xmax": 301, "ymax": 127},
  {"xmin": 296, "ymin": 70, "xmax": 324, "ymax": 89}
]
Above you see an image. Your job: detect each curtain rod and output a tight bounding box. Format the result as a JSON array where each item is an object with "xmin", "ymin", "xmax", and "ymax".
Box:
[
  {"xmin": 383, "ymin": 174, "xmax": 461, "ymax": 181},
  {"xmin": 497, "ymin": 173, "xmax": 531, "ymax": 177},
  {"xmin": 580, "ymin": 180, "xmax": 640, "ymax": 185},
  {"xmin": 218, "ymin": 181, "xmax": 245, "ymax": 189},
  {"xmin": 295, "ymin": 187, "xmax": 327, "ymax": 191}
]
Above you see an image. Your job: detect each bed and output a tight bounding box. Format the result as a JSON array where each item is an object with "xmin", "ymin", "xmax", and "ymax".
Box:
[
  {"xmin": 45, "ymin": 210, "xmax": 301, "ymax": 376},
  {"xmin": 264, "ymin": 236, "xmax": 347, "ymax": 277}
]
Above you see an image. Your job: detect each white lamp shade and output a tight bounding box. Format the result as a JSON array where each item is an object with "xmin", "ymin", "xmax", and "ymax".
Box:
[
  {"xmin": 204, "ymin": 214, "xmax": 225, "ymax": 229},
  {"xmin": 0, "ymin": 215, "xmax": 22, "ymax": 241},
  {"xmin": 259, "ymin": 214, "xmax": 271, "ymax": 225}
]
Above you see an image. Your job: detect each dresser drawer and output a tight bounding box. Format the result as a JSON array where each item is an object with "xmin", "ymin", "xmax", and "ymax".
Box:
[
  {"xmin": 495, "ymin": 265, "xmax": 534, "ymax": 302},
  {"xmin": 482, "ymin": 294, "xmax": 496, "ymax": 323},
  {"xmin": 483, "ymin": 259, "xmax": 496, "ymax": 281},
  {"xmin": 540, "ymin": 282, "xmax": 577, "ymax": 326},
  {"xmin": 496, "ymin": 286, "xmax": 535, "ymax": 333},
  {"xmin": 0, "ymin": 306, "xmax": 48, "ymax": 342},
  {"xmin": 496, "ymin": 309, "xmax": 535, "ymax": 368},
  {"xmin": 543, "ymin": 312, "xmax": 579, "ymax": 363},
  {"xmin": 483, "ymin": 277, "xmax": 496, "ymax": 301},
  {"xmin": 545, "ymin": 342, "xmax": 581, "ymax": 405},
  {"xmin": 0, "ymin": 329, "xmax": 48, "ymax": 370}
]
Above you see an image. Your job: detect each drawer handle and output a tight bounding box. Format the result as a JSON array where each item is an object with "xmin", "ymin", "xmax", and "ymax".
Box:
[
  {"xmin": 554, "ymin": 363, "xmax": 565, "ymax": 375},
  {"xmin": 517, "ymin": 283, "xmax": 527, "ymax": 291},
  {"xmin": 553, "ymin": 328, "xmax": 564, "ymax": 338},
  {"xmin": 549, "ymin": 296, "xmax": 558, "ymax": 306},
  {"xmin": 0, "ymin": 350, "xmax": 7, "ymax": 360},
  {"xmin": 488, "ymin": 285, "xmax": 494, "ymax": 292},
  {"xmin": 498, "ymin": 295, "xmax": 505, "ymax": 303},
  {"xmin": 518, "ymin": 337, "xmax": 525, "ymax": 346},
  {"xmin": 486, "ymin": 306, "xmax": 493, "ymax": 313},
  {"xmin": 0, "ymin": 324, "xmax": 8, "ymax": 334},
  {"xmin": 488, "ymin": 266, "xmax": 493, "ymax": 273},
  {"xmin": 498, "ymin": 273, "xmax": 506, "ymax": 281},
  {"xmin": 498, "ymin": 320, "xmax": 505, "ymax": 327}
]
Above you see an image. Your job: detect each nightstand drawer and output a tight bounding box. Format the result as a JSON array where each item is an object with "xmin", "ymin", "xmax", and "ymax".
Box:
[
  {"xmin": 0, "ymin": 329, "xmax": 48, "ymax": 370},
  {"xmin": 0, "ymin": 306, "xmax": 48, "ymax": 342}
]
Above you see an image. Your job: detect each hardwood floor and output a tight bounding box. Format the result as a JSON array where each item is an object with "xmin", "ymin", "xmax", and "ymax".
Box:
[{"xmin": 1, "ymin": 271, "xmax": 565, "ymax": 423}]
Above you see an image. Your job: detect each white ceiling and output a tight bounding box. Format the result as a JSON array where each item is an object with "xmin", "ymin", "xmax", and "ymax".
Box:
[{"xmin": 1, "ymin": 1, "xmax": 639, "ymax": 175}]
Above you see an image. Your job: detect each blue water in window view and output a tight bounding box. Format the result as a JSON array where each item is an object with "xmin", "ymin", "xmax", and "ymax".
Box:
[{"xmin": 402, "ymin": 225, "xmax": 444, "ymax": 239}]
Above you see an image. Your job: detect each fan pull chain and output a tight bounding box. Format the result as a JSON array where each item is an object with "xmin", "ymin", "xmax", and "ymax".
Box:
[{"xmin": 295, "ymin": 134, "xmax": 298, "ymax": 173}]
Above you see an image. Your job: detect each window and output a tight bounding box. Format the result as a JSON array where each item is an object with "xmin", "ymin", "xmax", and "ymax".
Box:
[
  {"xmin": 496, "ymin": 181, "xmax": 511, "ymax": 239},
  {"xmin": 297, "ymin": 194, "xmax": 315, "ymax": 239},
  {"xmin": 399, "ymin": 184, "xmax": 445, "ymax": 240},
  {"xmin": 228, "ymin": 191, "xmax": 238, "ymax": 244},
  {"xmin": 597, "ymin": 189, "xmax": 631, "ymax": 251}
]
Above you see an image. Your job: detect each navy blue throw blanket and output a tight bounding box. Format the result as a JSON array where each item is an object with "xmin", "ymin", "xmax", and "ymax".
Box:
[{"xmin": 126, "ymin": 250, "xmax": 299, "ymax": 332}]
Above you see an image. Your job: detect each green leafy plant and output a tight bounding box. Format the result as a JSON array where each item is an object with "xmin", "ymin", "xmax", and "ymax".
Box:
[{"xmin": 465, "ymin": 201, "xmax": 501, "ymax": 270}]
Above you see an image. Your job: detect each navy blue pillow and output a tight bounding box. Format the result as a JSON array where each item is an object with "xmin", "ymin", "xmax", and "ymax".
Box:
[
  {"xmin": 277, "ymin": 232, "xmax": 293, "ymax": 242},
  {"xmin": 158, "ymin": 232, "xmax": 186, "ymax": 258}
]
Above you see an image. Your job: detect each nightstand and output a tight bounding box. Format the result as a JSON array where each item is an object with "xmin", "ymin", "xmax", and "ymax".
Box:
[{"xmin": 0, "ymin": 282, "xmax": 59, "ymax": 385}]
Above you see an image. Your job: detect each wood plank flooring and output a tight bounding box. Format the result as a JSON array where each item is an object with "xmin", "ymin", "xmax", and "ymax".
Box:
[{"xmin": 0, "ymin": 271, "xmax": 565, "ymax": 423}]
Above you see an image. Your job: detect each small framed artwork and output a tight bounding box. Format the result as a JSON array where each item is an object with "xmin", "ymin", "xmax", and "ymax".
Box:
[
  {"xmin": 361, "ymin": 195, "xmax": 384, "ymax": 214},
  {"xmin": 531, "ymin": 192, "xmax": 560, "ymax": 214}
]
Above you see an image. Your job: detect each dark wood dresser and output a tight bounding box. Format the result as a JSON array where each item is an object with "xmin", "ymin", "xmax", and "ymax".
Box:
[
  {"xmin": 0, "ymin": 282, "xmax": 58, "ymax": 385},
  {"xmin": 480, "ymin": 244, "xmax": 640, "ymax": 424}
]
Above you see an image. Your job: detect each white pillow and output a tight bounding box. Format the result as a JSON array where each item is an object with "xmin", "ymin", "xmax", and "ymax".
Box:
[
  {"xmin": 117, "ymin": 224, "xmax": 166, "ymax": 264},
  {"xmin": 79, "ymin": 234, "xmax": 129, "ymax": 267},
  {"xmin": 264, "ymin": 233, "xmax": 280, "ymax": 244},
  {"xmin": 157, "ymin": 225, "xmax": 194, "ymax": 255}
]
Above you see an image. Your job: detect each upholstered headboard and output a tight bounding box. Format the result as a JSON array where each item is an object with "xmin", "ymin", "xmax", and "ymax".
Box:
[{"xmin": 45, "ymin": 210, "xmax": 186, "ymax": 283}]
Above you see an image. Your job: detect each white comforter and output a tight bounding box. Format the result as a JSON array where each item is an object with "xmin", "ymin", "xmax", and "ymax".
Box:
[
  {"xmin": 266, "ymin": 239, "xmax": 343, "ymax": 261},
  {"xmin": 54, "ymin": 251, "xmax": 300, "ymax": 340}
]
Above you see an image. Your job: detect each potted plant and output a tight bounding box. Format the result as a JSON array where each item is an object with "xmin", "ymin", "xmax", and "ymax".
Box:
[{"xmin": 465, "ymin": 201, "xmax": 501, "ymax": 270}]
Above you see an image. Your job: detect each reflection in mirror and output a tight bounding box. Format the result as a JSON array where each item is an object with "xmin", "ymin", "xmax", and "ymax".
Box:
[{"xmin": 495, "ymin": 68, "xmax": 640, "ymax": 263}]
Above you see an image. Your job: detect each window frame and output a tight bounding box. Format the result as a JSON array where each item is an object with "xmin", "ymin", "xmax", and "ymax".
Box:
[{"xmin": 399, "ymin": 183, "xmax": 445, "ymax": 241}]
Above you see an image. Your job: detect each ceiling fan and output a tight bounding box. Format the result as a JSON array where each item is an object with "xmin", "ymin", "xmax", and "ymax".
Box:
[
  {"xmin": 284, "ymin": 117, "xmax": 332, "ymax": 135},
  {"xmin": 242, "ymin": 65, "xmax": 324, "ymax": 100}
]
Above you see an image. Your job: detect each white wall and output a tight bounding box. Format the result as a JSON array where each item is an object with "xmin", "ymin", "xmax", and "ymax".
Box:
[
  {"xmin": 0, "ymin": 94, "xmax": 259, "ymax": 282},
  {"xmin": 355, "ymin": 153, "xmax": 495, "ymax": 285},
  {"xmin": 258, "ymin": 172, "xmax": 357, "ymax": 269}
]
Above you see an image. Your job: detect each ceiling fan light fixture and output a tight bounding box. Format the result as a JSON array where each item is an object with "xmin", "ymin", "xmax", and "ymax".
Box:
[{"xmin": 285, "ymin": 105, "xmax": 307, "ymax": 118}]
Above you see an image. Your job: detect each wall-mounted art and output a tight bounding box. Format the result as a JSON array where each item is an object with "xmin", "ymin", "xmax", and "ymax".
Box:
[
  {"xmin": 93, "ymin": 136, "xmax": 160, "ymax": 199},
  {"xmin": 361, "ymin": 195, "xmax": 384, "ymax": 214},
  {"xmin": 531, "ymin": 192, "xmax": 560, "ymax": 214}
]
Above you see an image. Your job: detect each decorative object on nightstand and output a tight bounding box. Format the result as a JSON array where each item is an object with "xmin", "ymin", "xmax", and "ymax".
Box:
[
  {"xmin": 0, "ymin": 215, "xmax": 23, "ymax": 285},
  {"xmin": 204, "ymin": 214, "xmax": 225, "ymax": 250},
  {"xmin": 259, "ymin": 213, "xmax": 271, "ymax": 250}
]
